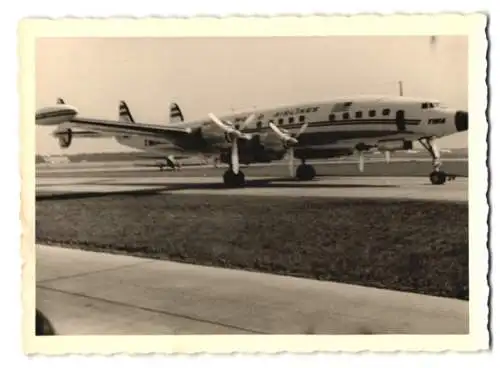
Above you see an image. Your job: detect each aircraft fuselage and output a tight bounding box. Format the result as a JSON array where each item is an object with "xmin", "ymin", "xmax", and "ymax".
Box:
[{"xmin": 114, "ymin": 95, "xmax": 465, "ymax": 164}]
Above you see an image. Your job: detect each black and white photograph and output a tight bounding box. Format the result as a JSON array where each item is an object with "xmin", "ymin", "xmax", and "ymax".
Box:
[{"xmin": 21, "ymin": 15, "xmax": 488, "ymax": 354}]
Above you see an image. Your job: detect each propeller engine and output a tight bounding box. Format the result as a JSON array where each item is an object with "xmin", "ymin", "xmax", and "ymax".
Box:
[
  {"xmin": 53, "ymin": 128, "xmax": 73, "ymax": 149},
  {"xmin": 268, "ymin": 121, "xmax": 309, "ymax": 177},
  {"xmin": 207, "ymin": 112, "xmax": 256, "ymax": 175}
]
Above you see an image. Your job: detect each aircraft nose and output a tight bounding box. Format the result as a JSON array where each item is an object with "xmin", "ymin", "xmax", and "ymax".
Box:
[{"xmin": 455, "ymin": 110, "xmax": 468, "ymax": 132}]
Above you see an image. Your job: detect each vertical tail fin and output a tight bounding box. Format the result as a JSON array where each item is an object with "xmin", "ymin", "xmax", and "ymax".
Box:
[
  {"xmin": 56, "ymin": 97, "xmax": 65, "ymax": 104},
  {"xmin": 119, "ymin": 100, "xmax": 135, "ymax": 123},
  {"xmin": 169, "ymin": 102, "xmax": 184, "ymax": 124}
]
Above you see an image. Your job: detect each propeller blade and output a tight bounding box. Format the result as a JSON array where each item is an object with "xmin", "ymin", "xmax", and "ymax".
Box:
[
  {"xmin": 269, "ymin": 122, "xmax": 287, "ymax": 139},
  {"xmin": 288, "ymin": 148, "xmax": 295, "ymax": 177},
  {"xmin": 384, "ymin": 151, "xmax": 391, "ymax": 164},
  {"xmin": 295, "ymin": 122, "xmax": 309, "ymax": 137},
  {"xmin": 240, "ymin": 113, "xmax": 256, "ymax": 131},
  {"xmin": 208, "ymin": 113, "xmax": 232, "ymax": 132},
  {"xmin": 231, "ymin": 137, "xmax": 240, "ymax": 174},
  {"xmin": 208, "ymin": 113, "xmax": 252, "ymax": 140},
  {"xmin": 269, "ymin": 122, "xmax": 298, "ymax": 145},
  {"xmin": 358, "ymin": 151, "xmax": 365, "ymax": 172}
]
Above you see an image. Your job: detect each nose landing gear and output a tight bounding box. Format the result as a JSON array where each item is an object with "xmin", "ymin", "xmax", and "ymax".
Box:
[{"xmin": 418, "ymin": 137, "xmax": 457, "ymax": 185}]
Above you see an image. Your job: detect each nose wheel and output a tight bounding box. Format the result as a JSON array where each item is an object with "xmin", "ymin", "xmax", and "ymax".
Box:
[
  {"xmin": 419, "ymin": 137, "xmax": 457, "ymax": 185},
  {"xmin": 429, "ymin": 170, "xmax": 447, "ymax": 185}
]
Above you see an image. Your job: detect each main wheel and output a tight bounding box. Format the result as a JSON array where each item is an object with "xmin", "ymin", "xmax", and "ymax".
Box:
[
  {"xmin": 223, "ymin": 170, "xmax": 245, "ymax": 187},
  {"xmin": 295, "ymin": 164, "xmax": 316, "ymax": 181},
  {"xmin": 429, "ymin": 170, "xmax": 446, "ymax": 185}
]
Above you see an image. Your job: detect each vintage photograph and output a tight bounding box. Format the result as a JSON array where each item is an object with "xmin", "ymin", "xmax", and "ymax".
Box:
[{"xmin": 22, "ymin": 15, "xmax": 488, "ymax": 354}]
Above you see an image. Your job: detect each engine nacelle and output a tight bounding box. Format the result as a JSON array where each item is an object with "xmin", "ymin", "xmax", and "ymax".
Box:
[
  {"xmin": 54, "ymin": 128, "xmax": 73, "ymax": 149},
  {"xmin": 219, "ymin": 149, "xmax": 279, "ymax": 165},
  {"xmin": 377, "ymin": 140, "xmax": 413, "ymax": 152},
  {"xmin": 294, "ymin": 147, "xmax": 354, "ymax": 160},
  {"xmin": 219, "ymin": 137, "xmax": 283, "ymax": 165}
]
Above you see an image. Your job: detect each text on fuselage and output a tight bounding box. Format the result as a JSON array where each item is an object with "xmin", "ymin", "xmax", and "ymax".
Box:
[{"xmin": 428, "ymin": 118, "xmax": 446, "ymax": 125}]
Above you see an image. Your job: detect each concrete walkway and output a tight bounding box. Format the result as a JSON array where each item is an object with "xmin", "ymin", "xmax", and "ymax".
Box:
[{"xmin": 36, "ymin": 244, "xmax": 468, "ymax": 335}]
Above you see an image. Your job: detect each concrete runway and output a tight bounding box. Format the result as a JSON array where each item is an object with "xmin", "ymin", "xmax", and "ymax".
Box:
[
  {"xmin": 36, "ymin": 244, "xmax": 468, "ymax": 335},
  {"xmin": 36, "ymin": 174, "xmax": 468, "ymax": 202},
  {"xmin": 35, "ymin": 162, "xmax": 468, "ymax": 335}
]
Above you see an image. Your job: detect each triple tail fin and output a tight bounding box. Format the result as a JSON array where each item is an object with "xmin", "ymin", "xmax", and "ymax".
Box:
[
  {"xmin": 119, "ymin": 100, "xmax": 135, "ymax": 123},
  {"xmin": 169, "ymin": 102, "xmax": 184, "ymax": 124}
]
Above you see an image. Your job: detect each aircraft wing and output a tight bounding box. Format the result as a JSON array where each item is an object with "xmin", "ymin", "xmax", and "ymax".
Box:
[{"xmin": 39, "ymin": 115, "xmax": 195, "ymax": 140}]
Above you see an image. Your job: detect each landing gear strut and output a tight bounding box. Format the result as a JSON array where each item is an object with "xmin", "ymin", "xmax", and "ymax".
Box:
[
  {"xmin": 295, "ymin": 159, "xmax": 316, "ymax": 181},
  {"xmin": 418, "ymin": 137, "xmax": 456, "ymax": 185}
]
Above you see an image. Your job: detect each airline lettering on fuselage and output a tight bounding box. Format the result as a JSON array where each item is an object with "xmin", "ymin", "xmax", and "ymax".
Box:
[
  {"xmin": 272, "ymin": 106, "xmax": 319, "ymax": 118},
  {"xmin": 428, "ymin": 118, "xmax": 446, "ymax": 125}
]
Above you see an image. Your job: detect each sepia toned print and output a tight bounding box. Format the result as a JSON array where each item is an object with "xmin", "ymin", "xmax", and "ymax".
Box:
[{"xmin": 20, "ymin": 14, "xmax": 488, "ymax": 354}]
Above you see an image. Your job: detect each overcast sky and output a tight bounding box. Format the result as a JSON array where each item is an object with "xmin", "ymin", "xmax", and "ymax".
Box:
[{"xmin": 35, "ymin": 36, "xmax": 468, "ymax": 155}]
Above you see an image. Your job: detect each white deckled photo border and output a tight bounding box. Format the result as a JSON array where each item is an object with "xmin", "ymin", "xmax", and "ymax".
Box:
[{"xmin": 19, "ymin": 14, "xmax": 489, "ymax": 354}]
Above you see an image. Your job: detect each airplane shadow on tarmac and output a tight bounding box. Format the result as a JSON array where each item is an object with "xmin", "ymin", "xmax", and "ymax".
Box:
[{"xmin": 36, "ymin": 177, "xmax": 400, "ymax": 202}]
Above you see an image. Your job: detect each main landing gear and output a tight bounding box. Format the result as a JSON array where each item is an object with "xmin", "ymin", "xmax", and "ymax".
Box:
[
  {"xmin": 295, "ymin": 159, "xmax": 316, "ymax": 181},
  {"xmin": 207, "ymin": 112, "xmax": 257, "ymax": 188},
  {"xmin": 418, "ymin": 137, "xmax": 457, "ymax": 185},
  {"xmin": 222, "ymin": 159, "xmax": 317, "ymax": 186},
  {"xmin": 223, "ymin": 167, "xmax": 246, "ymax": 187}
]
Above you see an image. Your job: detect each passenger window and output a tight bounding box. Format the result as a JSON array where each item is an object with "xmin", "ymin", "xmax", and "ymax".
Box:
[
  {"xmin": 343, "ymin": 112, "xmax": 350, "ymax": 120},
  {"xmin": 299, "ymin": 115, "xmax": 305, "ymax": 122},
  {"xmin": 329, "ymin": 114, "xmax": 336, "ymax": 122},
  {"xmin": 288, "ymin": 117, "xmax": 294, "ymax": 124},
  {"xmin": 355, "ymin": 111, "xmax": 362, "ymax": 118},
  {"xmin": 369, "ymin": 110, "xmax": 376, "ymax": 117},
  {"xmin": 278, "ymin": 118, "xmax": 284, "ymax": 125},
  {"xmin": 421, "ymin": 103, "xmax": 428, "ymax": 109},
  {"xmin": 382, "ymin": 109, "xmax": 390, "ymax": 116}
]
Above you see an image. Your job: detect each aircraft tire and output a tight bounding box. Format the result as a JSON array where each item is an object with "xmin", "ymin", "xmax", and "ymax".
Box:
[
  {"xmin": 296, "ymin": 164, "xmax": 316, "ymax": 181},
  {"xmin": 429, "ymin": 170, "xmax": 447, "ymax": 185},
  {"xmin": 223, "ymin": 170, "xmax": 246, "ymax": 188}
]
